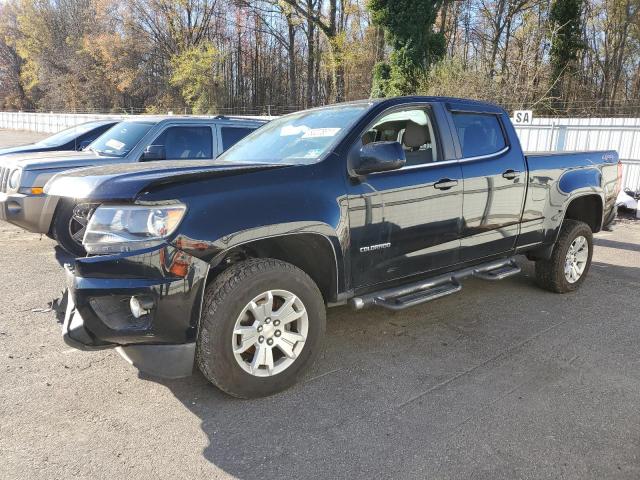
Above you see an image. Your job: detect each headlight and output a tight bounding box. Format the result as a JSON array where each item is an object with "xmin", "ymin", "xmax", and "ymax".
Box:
[
  {"xmin": 8, "ymin": 169, "xmax": 21, "ymax": 190},
  {"xmin": 83, "ymin": 203, "xmax": 187, "ymax": 254}
]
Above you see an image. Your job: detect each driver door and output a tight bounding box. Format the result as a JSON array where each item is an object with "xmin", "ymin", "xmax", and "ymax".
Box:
[{"xmin": 347, "ymin": 105, "xmax": 464, "ymax": 289}]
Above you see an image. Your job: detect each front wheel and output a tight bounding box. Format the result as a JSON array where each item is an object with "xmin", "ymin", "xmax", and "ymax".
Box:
[
  {"xmin": 196, "ymin": 258, "xmax": 326, "ymax": 398},
  {"xmin": 535, "ymin": 219, "xmax": 593, "ymax": 293}
]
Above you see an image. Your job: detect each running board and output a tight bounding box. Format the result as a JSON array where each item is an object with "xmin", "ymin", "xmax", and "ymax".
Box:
[{"xmin": 352, "ymin": 258, "xmax": 521, "ymax": 311}]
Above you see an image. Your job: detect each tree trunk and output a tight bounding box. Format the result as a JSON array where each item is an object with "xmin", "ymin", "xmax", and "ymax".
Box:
[
  {"xmin": 332, "ymin": 41, "xmax": 345, "ymax": 102},
  {"xmin": 286, "ymin": 12, "xmax": 296, "ymax": 107},
  {"xmin": 305, "ymin": 0, "xmax": 316, "ymax": 107}
]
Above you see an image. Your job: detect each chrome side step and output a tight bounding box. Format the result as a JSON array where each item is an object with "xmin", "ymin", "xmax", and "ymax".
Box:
[{"xmin": 352, "ymin": 258, "xmax": 521, "ymax": 311}]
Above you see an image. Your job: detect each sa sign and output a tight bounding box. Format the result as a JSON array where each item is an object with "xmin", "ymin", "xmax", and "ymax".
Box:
[{"xmin": 513, "ymin": 110, "xmax": 533, "ymax": 125}]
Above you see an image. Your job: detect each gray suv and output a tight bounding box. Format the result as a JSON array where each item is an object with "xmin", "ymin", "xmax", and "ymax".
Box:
[{"xmin": 0, "ymin": 116, "xmax": 265, "ymax": 255}]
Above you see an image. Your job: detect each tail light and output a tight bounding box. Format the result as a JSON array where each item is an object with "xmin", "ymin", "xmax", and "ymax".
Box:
[{"xmin": 615, "ymin": 159, "xmax": 622, "ymax": 196}]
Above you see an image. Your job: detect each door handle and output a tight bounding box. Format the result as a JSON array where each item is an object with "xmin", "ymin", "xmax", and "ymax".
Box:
[
  {"xmin": 433, "ymin": 179, "xmax": 459, "ymax": 190},
  {"xmin": 502, "ymin": 169, "xmax": 520, "ymax": 180}
]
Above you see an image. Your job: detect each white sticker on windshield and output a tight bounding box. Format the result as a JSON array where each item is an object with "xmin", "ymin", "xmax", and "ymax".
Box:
[
  {"xmin": 280, "ymin": 125, "xmax": 310, "ymax": 137},
  {"xmin": 302, "ymin": 128, "xmax": 341, "ymax": 138},
  {"xmin": 303, "ymin": 149, "xmax": 323, "ymax": 158},
  {"xmin": 105, "ymin": 139, "xmax": 125, "ymax": 150}
]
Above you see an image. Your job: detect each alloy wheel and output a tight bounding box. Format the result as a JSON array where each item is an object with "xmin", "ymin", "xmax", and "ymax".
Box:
[
  {"xmin": 68, "ymin": 204, "xmax": 95, "ymax": 247},
  {"xmin": 564, "ymin": 235, "xmax": 589, "ymax": 283},
  {"xmin": 232, "ymin": 290, "xmax": 308, "ymax": 377}
]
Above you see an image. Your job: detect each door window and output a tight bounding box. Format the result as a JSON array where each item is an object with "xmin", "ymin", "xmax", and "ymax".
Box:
[
  {"xmin": 220, "ymin": 127, "xmax": 255, "ymax": 150},
  {"xmin": 452, "ymin": 113, "xmax": 506, "ymax": 158},
  {"xmin": 151, "ymin": 126, "xmax": 213, "ymax": 160},
  {"xmin": 363, "ymin": 108, "xmax": 438, "ymax": 166}
]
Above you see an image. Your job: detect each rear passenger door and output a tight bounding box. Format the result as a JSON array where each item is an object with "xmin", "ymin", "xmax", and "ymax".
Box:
[{"xmin": 450, "ymin": 107, "xmax": 527, "ymax": 261}]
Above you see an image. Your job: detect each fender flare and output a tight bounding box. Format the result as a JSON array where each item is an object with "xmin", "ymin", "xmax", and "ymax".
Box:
[
  {"xmin": 554, "ymin": 191, "xmax": 605, "ymax": 243},
  {"xmin": 206, "ymin": 223, "xmax": 346, "ymax": 301}
]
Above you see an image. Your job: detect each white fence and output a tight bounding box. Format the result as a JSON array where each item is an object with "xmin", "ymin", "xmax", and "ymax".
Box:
[
  {"xmin": 515, "ymin": 117, "xmax": 640, "ymax": 191},
  {"xmin": 0, "ymin": 111, "xmax": 271, "ymax": 133},
  {"xmin": 0, "ymin": 112, "xmax": 131, "ymax": 133},
  {"xmin": 1, "ymin": 111, "xmax": 639, "ymax": 190}
]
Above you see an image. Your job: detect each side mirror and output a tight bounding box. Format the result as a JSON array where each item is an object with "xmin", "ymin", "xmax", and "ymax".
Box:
[
  {"xmin": 141, "ymin": 145, "xmax": 165, "ymax": 161},
  {"xmin": 352, "ymin": 141, "xmax": 406, "ymax": 176},
  {"xmin": 78, "ymin": 140, "xmax": 91, "ymax": 150}
]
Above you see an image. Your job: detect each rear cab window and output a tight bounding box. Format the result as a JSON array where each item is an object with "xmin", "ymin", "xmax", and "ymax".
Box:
[{"xmin": 452, "ymin": 113, "xmax": 506, "ymax": 158}]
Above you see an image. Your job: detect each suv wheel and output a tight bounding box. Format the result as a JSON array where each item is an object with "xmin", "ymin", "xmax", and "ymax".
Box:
[
  {"xmin": 535, "ymin": 219, "xmax": 593, "ymax": 293},
  {"xmin": 51, "ymin": 200, "xmax": 93, "ymax": 257},
  {"xmin": 196, "ymin": 258, "xmax": 326, "ymax": 398}
]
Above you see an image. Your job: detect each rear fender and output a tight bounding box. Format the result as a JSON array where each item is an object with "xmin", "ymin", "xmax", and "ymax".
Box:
[{"xmin": 550, "ymin": 167, "xmax": 605, "ymax": 242}]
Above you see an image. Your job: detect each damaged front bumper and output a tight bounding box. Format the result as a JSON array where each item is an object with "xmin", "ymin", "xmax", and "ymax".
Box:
[{"xmin": 62, "ymin": 244, "xmax": 209, "ymax": 378}]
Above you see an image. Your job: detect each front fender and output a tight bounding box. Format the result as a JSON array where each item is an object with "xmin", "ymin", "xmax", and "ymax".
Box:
[{"xmin": 141, "ymin": 160, "xmax": 350, "ymax": 296}]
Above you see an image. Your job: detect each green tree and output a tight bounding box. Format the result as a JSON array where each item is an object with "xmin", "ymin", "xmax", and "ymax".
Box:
[
  {"xmin": 368, "ymin": 0, "xmax": 445, "ymax": 96},
  {"xmin": 370, "ymin": 61, "xmax": 390, "ymax": 98},
  {"xmin": 169, "ymin": 42, "xmax": 221, "ymax": 113},
  {"xmin": 549, "ymin": 0, "xmax": 584, "ymax": 96}
]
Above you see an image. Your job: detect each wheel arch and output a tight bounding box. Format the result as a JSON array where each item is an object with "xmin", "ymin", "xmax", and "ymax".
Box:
[
  {"xmin": 208, "ymin": 232, "xmax": 344, "ymax": 303},
  {"xmin": 562, "ymin": 193, "xmax": 604, "ymax": 233}
]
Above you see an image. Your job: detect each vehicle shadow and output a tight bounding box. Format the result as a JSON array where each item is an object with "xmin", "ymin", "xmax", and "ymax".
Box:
[
  {"xmin": 138, "ymin": 255, "xmax": 640, "ymax": 479},
  {"xmin": 140, "ymin": 304, "xmax": 408, "ymax": 479},
  {"xmin": 47, "ymin": 246, "xmax": 75, "ymax": 323},
  {"xmin": 53, "ymin": 245, "xmax": 76, "ymax": 267},
  {"xmin": 593, "ymin": 237, "xmax": 640, "ymax": 253}
]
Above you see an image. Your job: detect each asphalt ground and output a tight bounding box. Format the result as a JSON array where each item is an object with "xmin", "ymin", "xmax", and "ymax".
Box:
[{"xmin": 1, "ymin": 129, "xmax": 640, "ymax": 479}]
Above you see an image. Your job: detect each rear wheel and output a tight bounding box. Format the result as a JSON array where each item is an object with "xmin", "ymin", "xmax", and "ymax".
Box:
[
  {"xmin": 535, "ymin": 219, "xmax": 593, "ymax": 293},
  {"xmin": 196, "ymin": 258, "xmax": 326, "ymax": 398},
  {"xmin": 51, "ymin": 200, "xmax": 94, "ymax": 257}
]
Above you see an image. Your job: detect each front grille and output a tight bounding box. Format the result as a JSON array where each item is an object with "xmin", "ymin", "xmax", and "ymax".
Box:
[{"xmin": 0, "ymin": 167, "xmax": 9, "ymax": 193}]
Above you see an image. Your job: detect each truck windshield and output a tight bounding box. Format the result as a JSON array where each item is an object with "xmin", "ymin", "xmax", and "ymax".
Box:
[
  {"xmin": 218, "ymin": 104, "xmax": 370, "ymax": 165},
  {"xmin": 89, "ymin": 121, "xmax": 154, "ymax": 157}
]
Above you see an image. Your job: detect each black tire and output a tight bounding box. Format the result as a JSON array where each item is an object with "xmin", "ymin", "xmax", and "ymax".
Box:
[
  {"xmin": 196, "ymin": 258, "xmax": 326, "ymax": 398},
  {"xmin": 535, "ymin": 219, "xmax": 593, "ymax": 293},
  {"xmin": 51, "ymin": 200, "xmax": 88, "ymax": 257}
]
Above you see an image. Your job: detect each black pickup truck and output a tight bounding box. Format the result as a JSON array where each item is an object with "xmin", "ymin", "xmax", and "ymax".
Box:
[{"xmin": 46, "ymin": 97, "xmax": 620, "ymax": 398}]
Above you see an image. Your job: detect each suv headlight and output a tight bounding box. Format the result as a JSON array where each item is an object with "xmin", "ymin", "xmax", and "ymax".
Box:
[
  {"xmin": 8, "ymin": 169, "xmax": 21, "ymax": 190},
  {"xmin": 83, "ymin": 203, "xmax": 187, "ymax": 254}
]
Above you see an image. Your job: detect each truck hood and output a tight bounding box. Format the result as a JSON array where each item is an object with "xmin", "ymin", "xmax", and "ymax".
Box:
[
  {"xmin": 0, "ymin": 150, "xmax": 115, "ymax": 171},
  {"xmin": 44, "ymin": 159, "xmax": 288, "ymax": 201}
]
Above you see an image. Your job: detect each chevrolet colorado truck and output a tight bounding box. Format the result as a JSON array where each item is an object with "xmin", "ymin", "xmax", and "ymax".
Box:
[
  {"xmin": 45, "ymin": 97, "xmax": 620, "ymax": 398},
  {"xmin": 0, "ymin": 116, "xmax": 264, "ymax": 255}
]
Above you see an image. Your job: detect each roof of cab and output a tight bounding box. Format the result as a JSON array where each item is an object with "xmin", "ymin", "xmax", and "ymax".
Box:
[
  {"xmin": 373, "ymin": 96, "xmax": 506, "ymax": 113},
  {"xmin": 299, "ymin": 96, "xmax": 507, "ymax": 115},
  {"xmin": 117, "ymin": 115, "xmax": 269, "ymax": 125}
]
